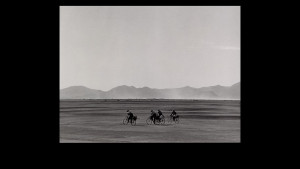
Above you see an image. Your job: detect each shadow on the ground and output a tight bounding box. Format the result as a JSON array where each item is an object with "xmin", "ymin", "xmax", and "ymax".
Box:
[{"xmin": 120, "ymin": 123, "xmax": 177, "ymax": 127}]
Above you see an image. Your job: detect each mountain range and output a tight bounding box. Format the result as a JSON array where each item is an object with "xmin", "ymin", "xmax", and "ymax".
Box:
[{"xmin": 60, "ymin": 82, "xmax": 240, "ymax": 100}]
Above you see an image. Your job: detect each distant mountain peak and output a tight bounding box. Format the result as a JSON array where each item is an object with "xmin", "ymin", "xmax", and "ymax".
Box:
[
  {"xmin": 232, "ymin": 82, "xmax": 240, "ymax": 87},
  {"xmin": 60, "ymin": 82, "xmax": 240, "ymax": 100},
  {"xmin": 111, "ymin": 85, "xmax": 129, "ymax": 89}
]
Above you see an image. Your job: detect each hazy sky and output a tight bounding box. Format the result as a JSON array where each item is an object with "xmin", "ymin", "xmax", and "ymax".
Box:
[{"xmin": 60, "ymin": 6, "xmax": 240, "ymax": 91}]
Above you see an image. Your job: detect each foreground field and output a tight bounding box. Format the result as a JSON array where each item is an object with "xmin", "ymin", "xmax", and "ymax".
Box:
[{"xmin": 60, "ymin": 99, "xmax": 240, "ymax": 143}]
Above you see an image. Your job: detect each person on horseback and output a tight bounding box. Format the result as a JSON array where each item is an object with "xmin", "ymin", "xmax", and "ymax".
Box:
[{"xmin": 127, "ymin": 110, "xmax": 134, "ymax": 123}]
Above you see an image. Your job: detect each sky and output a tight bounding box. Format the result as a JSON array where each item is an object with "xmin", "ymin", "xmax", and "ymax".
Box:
[{"xmin": 60, "ymin": 6, "xmax": 240, "ymax": 91}]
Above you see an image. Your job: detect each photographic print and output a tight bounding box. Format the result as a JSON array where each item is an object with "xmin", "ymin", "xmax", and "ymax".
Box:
[{"xmin": 60, "ymin": 6, "xmax": 240, "ymax": 143}]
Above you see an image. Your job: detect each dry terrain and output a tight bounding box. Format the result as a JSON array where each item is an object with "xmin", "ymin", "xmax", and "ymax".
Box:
[{"xmin": 60, "ymin": 99, "xmax": 240, "ymax": 143}]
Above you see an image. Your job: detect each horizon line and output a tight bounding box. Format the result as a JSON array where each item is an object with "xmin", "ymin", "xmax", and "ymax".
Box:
[{"xmin": 60, "ymin": 81, "xmax": 240, "ymax": 91}]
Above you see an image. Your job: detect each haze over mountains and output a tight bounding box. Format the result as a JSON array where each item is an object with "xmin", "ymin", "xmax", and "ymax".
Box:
[{"xmin": 60, "ymin": 82, "xmax": 240, "ymax": 100}]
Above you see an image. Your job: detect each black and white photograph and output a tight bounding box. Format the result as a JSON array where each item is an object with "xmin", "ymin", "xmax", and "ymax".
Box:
[{"xmin": 59, "ymin": 6, "xmax": 240, "ymax": 143}]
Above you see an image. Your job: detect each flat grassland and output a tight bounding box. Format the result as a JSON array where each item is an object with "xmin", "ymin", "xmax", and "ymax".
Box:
[{"xmin": 60, "ymin": 99, "xmax": 240, "ymax": 143}]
